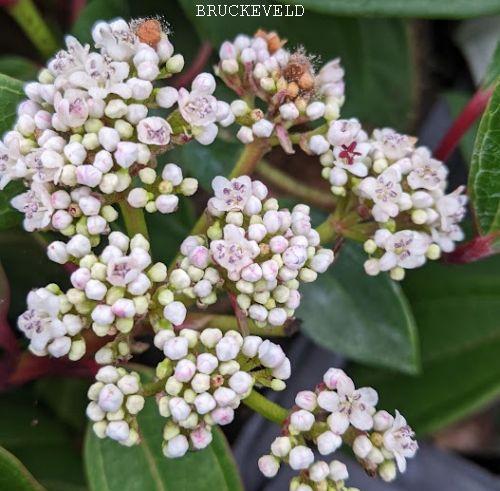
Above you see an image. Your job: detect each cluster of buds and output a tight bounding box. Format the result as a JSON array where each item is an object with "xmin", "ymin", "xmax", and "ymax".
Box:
[
  {"xmin": 154, "ymin": 328, "xmax": 290, "ymax": 458},
  {"xmin": 311, "ymin": 120, "xmax": 467, "ymax": 280},
  {"xmin": 172, "ymin": 175, "xmax": 334, "ymax": 328},
  {"xmin": 2, "ymin": 17, "xmax": 235, "ymax": 245},
  {"xmin": 259, "ymin": 368, "xmax": 417, "ymax": 490},
  {"xmin": 126, "ymin": 162, "xmax": 198, "ymax": 214},
  {"xmin": 43, "ymin": 232, "xmax": 168, "ymax": 364},
  {"xmin": 216, "ymin": 31, "xmax": 344, "ymax": 148},
  {"xmin": 87, "ymin": 366, "xmax": 145, "ymax": 446},
  {"xmin": 17, "ymin": 285, "xmax": 86, "ymax": 359}
]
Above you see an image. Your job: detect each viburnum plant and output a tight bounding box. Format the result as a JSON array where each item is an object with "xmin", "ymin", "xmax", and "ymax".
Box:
[{"xmin": 2, "ymin": 14, "xmax": 476, "ymax": 491}]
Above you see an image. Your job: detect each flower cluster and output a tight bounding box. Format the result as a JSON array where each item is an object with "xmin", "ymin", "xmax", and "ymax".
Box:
[
  {"xmin": 3, "ymin": 17, "xmax": 233, "ymax": 246},
  {"xmin": 171, "ymin": 175, "xmax": 334, "ymax": 328},
  {"xmin": 259, "ymin": 368, "xmax": 417, "ymax": 489},
  {"xmin": 312, "ymin": 120, "xmax": 467, "ymax": 279},
  {"xmin": 18, "ymin": 285, "xmax": 86, "ymax": 359},
  {"xmin": 154, "ymin": 328, "xmax": 290, "ymax": 458},
  {"xmin": 87, "ymin": 365, "xmax": 145, "ymax": 446},
  {"xmin": 216, "ymin": 31, "xmax": 345, "ymax": 147}
]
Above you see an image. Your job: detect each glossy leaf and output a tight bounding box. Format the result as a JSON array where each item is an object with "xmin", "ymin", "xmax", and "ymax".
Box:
[
  {"xmin": 85, "ymin": 369, "xmax": 243, "ymax": 491},
  {"xmin": 0, "ymin": 446, "xmax": 44, "ymax": 491},
  {"xmin": 298, "ymin": 242, "xmax": 419, "ymax": 374},
  {"xmin": 483, "ymin": 41, "xmax": 500, "ymax": 88},
  {"xmin": 351, "ymin": 255, "xmax": 500, "ymax": 434},
  {"xmin": 0, "ymin": 56, "xmax": 38, "ymax": 81},
  {"xmin": 0, "ymin": 73, "xmax": 24, "ymax": 137},
  {"xmin": 469, "ymin": 80, "xmax": 500, "ymax": 233},
  {"xmin": 0, "ymin": 180, "xmax": 24, "ymax": 231},
  {"xmin": 179, "ymin": 0, "xmax": 413, "ymax": 129},
  {"xmin": 279, "ymin": 0, "xmax": 500, "ymax": 18}
]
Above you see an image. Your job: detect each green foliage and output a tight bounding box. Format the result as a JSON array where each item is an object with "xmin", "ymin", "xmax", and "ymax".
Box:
[
  {"xmin": 279, "ymin": 0, "xmax": 500, "ymax": 18},
  {"xmin": 0, "ymin": 389, "xmax": 86, "ymax": 490},
  {"xmin": 483, "ymin": 41, "xmax": 500, "ymax": 88},
  {"xmin": 0, "ymin": 73, "xmax": 24, "ymax": 137},
  {"xmin": 0, "ymin": 56, "xmax": 38, "ymax": 81},
  {"xmin": 298, "ymin": 242, "xmax": 419, "ymax": 374},
  {"xmin": 179, "ymin": 0, "xmax": 413, "ymax": 130},
  {"xmin": 469, "ymin": 81, "xmax": 500, "ymax": 233},
  {"xmin": 351, "ymin": 255, "xmax": 500, "ymax": 434},
  {"xmin": 85, "ymin": 369, "xmax": 243, "ymax": 491},
  {"xmin": 0, "ymin": 180, "xmax": 24, "ymax": 231},
  {"xmin": 0, "ymin": 446, "xmax": 44, "ymax": 491}
]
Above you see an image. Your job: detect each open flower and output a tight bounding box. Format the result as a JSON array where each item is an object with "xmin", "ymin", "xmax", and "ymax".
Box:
[
  {"xmin": 137, "ymin": 116, "xmax": 172, "ymax": 145},
  {"xmin": 208, "ymin": 176, "xmax": 253, "ymax": 213},
  {"xmin": 11, "ymin": 182, "xmax": 53, "ymax": 231},
  {"xmin": 378, "ymin": 230, "xmax": 430, "ymax": 271},
  {"xmin": 210, "ymin": 224, "xmax": 259, "ymax": 280},
  {"xmin": 372, "ymin": 128, "xmax": 415, "ymax": 161},
  {"xmin": 92, "ymin": 19, "xmax": 139, "ymax": 61},
  {"xmin": 327, "ymin": 372, "xmax": 378, "ymax": 432},
  {"xmin": 178, "ymin": 88, "xmax": 218, "ymax": 127},
  {"xmin": 408, "ymin": 147, "xmax": 447, "ymax": 190},
  {"xmin": 54, "ymin": 89, "xmax": 89, "ymax": 128},
  {"xmin": 0, "ymin": 137, "xmax": 25, "ymax": 189},
  {"xmin": 383, "ymin": 410, "xmax": 418, "ymax": 472},
  {"xmin": 435, "ymin": 186, "xmax": 467, "ymax": 232}
]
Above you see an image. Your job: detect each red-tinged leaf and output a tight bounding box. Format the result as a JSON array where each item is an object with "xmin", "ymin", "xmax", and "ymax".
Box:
[
  {"xmin": 445, "ymin": 232, "xmax": 500, "ymax": 264},
  {"xmin": 0, "ymin": 261, "xmax": 20, "ymax": 388}
]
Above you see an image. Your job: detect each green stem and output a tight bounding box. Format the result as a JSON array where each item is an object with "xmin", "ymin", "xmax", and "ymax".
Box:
[
  {"xmin": 119, "ymin": 201, "xmax": 150, "ymax": 240},
  {"xmin": 141, "ymin": 377, "xmax": 167, "ymax": 397},
  {"xmin": 243, "ymin": 389, "xmax": 289, "ymax": 424},
  {"xmin": 256, "ymin": 160, "xmax": 335, "ymax": 210},
  {"xmin": 7, "ymin": 0, "xmax": 59, "ymax": 59},
  {"xmin": 316, "ymin": 215, "xmax": 338, "ymax": 245}
]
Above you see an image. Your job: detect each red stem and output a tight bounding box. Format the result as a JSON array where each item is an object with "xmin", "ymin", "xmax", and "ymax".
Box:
[
  {"xmin": 70, "ymin": 0, "xmax": 86, "ymax": 24},
  {"xmin": 171, "ymin": 42, "xmax": 213, "ymax": 89},
  {"xmin": 445, "ymin": 233, "xmax": 499, "ymax": 264},
  {"xmin": 434, "ymin": 87, "xmax": 493, "ymax": 162}
]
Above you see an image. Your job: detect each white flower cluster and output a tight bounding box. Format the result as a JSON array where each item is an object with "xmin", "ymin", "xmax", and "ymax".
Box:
[
  {"xmin": 154, "ymin": 328, "xmax": 290, "ymax": 458},
  {"xmin": 216, "ymin": 31, "xmax": 345, "ymax": 145},
  {"xmin": 17, "ymin": 285, "xmax": 86, "ymax": 359},
  {"xmin": 259, "ymin": 368, "xmax": 417, "ymax": 489},
  {"xmin": 313, "ymin": 121, "xmax": 467, "ymax": 279},
  {"xmin": 3, "ymin": 18, "xmax": 233, "ymax": 244},
  {"xmin": 87, "ymin": 365, "xmax": 145, "ymax": 446},
  {"xmin": 126, "ymin": 162, "xmax": 198, "ymax": 214},
  {"xmin": 171, "ymin": 175, "xmax": 334, "ymax": 328}
]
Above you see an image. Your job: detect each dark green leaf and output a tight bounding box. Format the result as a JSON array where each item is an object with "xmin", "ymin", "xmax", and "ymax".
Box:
[
  {"xmin": 179, "ymin": 0, "xmax": 413, "ymax": 129},
  {"xmin": 72, "ymin": 0, "xmax": 130, "ymax": 44},
  {"xmin": 85, "ymin": 368, "xmax": 243, "ymax": 491},
  {"xmin": 0, "ymin": 74, "xmax": 24, "ymax": 137},
  {"xmin": 298, "ymin": 242, "xmax": 419, "ymax": 374},
  {"xmin": 166, "ymin": 139, "xmax": 242, "ymax": 192},
  {"xmin": 0, "ymin": 180, "xmax": 24, "ymax": 231},
  {"xmin": 469, "ymin": 80, "xmax": 500, "ymax": 233},
  {"xmin": 483, "ymin": 41, "xmax": 500, "ymax": 87},
  {"xmin": 0, "ymin": 57, "xmax": 38, "ymax": 81},
  {"xmin": 0, "ymin": 389, "xmax": 86, "ymax": 489},
  {"xmin": 0, "ymin": 446, "xmax": 44, "ymax": 491},
  {"xmin": 279, "ymin": 0, "xmax": 500, "ymax": 18},
  {"xmin": 351, "ymin": 255, "xmax": 500, "ymax": 434}
]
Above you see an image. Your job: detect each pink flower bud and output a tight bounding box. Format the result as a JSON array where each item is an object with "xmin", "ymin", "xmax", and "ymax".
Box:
[
  {"xmin": 261, "ymin": 260, "xmax": 279, "ymax": 281},
  {"xmin": 263, "ymin": 210, "xmax": 280, "ymax": 234},
  {"xmin": 162, "ymin": 163, "xmax": 183, "ymax": 185},
  {"xmin": 270, "ymin": 436, "xmax": 291, "ymax": 458},
  {"xmin": 98, "ymin": 127, "xmax": 120, "ymax": 152},
  {"xmin": 309, "ymin": 461, "xmax": 330, "ymax": 482},
  {"xmin": 295, "ymin": 391, "xmax": 317, "ymax": 411},
  {"xmin": 194, "ymin": 392, "xmax": 216, "ymax": 415},
  {"xmin": 267, "ymin": 308, "xmax": 287, "ymax": 327},
  {"xmin": 47, "ymin": 336, "xmax": 71, "ymax": 358},
  {"xmin": 76, "ymin": 165, "xmax": 102, "ymax": 187},
  {"xmin": 196, "ymin": 352, "xmax": 218, "ymax": 374},
  {"xmin": 248, "ymin": 304, "xmax": 267, "ymax": 322},
  {"xmin": 252, "ymin": 119, "xmax": 274, "ymax": 138},
  {"xmin": 174, "ymin": 358, "xmax": 196, "ymax": 382},
  {"xmin": 156, "ymin": 87, "xmax": 178, "ymax": 108},
  {"xmin": 91, "ymin": 304, "xmax": 114, "ymax": 324},
  {"xmin": 47, "ymin": 240, "xmax": 69, "ymax": 264},
  {"xmin": 111, "ymin": 298, "xmax": 136, "ymax": 318},
  {"xmin": 309, "ymin": 135, "xmax": 330, "ymax": 155},
  {"xmin": 290, "ymin": 409, "xmax": 315, "ymax": 432},
  {"xmin": 106, "ymin": 421, "xmax": 130, "ymax": 442},
  {"xmin": 192, "ymin": 73, "xmax": 216, "ymax": 94},
  {"xmin": 127, "ymin": 188, "xmax": 149, "ymax": 208},
  {"xmin": 215, "ymin": 336, "xmax": 240, "ymax": 361},
  {"xmin": 190, "ymin": 425, "xmax": 213, "ymax": 450},
  {"xmin": 258, "ymin": 455, "xmax": 279, "ymax": 478},
  {"xmin": 71, "ymin": 267, "xmax": 91, "ymax": 289},
  {"xmin": 114, "ymin": 141, "xmax": 138, "ymax": 168},
  {"xmin": 127, "ymin": 78, "xmax": 153, "ymax": 100},
  {"xmin": 117, "ymin": 374, "xmax": 139, "ymax": 394},
  {"xmin": 329, "ymin": 460, "xmax": 349, "ymax": 481},
  {"xmin": 317, "ymin": 430, "xmax": 342, "ymax": 455},
  {"xmin": 373, "ymin": 410, "xmax": 394, "ymax": 431},
  {"xmin": 51, "ymin": 210, "xmax": 72, "ymax": 230},
  {"xmin": 269, "ymin": 236, "xmax": 288, "ymax": 254},
  {"xmin": 219, "ymin": 41, "xmax": 236, "ymax": 60},
  {"xmin": 229, "ymin": 371, "xmax": 253, "ymax": 395},
  {"xmin": 50, "ymin": 190, "xmax": 71, "ymax": 209},
  {"xmin": 195, "ymin": 123, "xmax": 218, "ymax": 146},
  {"xmin": 279, "ymin": 102, "xmax": 299, "ymax": 121},
  {"xmin": 96, "ymin": 365, "xmax": 119, "ymax": 383},
  {"xmin": 306, "ymin": 101, "xmax": 326, "ymax": 120},
  {"xmin": 164, "ymin": 434, "xmax": 189, "ymax": 458},
  {"xmin": 164, "ymin": 335, "xmax": 189, "ymax": 360},
  {"xmin": 211, "ymin": 406, "xmax": 234, "ymax": 426},
  {"xmin": 126, "ymin": 104, "xmax": 148, "ymax": 125},
  {"xmin": 353, "ymin": 435, "xmax": 373, "ymax": 459},
  {"xmin": 137, "ymin": 61, "xmax": 160, "ymax": 81},
  {"xmin": 79, "ymin": 195, "xmax": 101, "ymax": 216},
  {"xmin": 66, "ymin": 234, "xmax": 91, "ymax": 257},
  {"xmin": 241, "ymin": 263, "xmax": 263, "ymax": 283},
  {"xmin": 237, "ymin": 126, "xmax": 254, "ymax": 144},
  {"xmin": 155, "ymin": 194, "xmax": 179, "ymax": 214},
  {"xmin": 323, "ymin": 368, "xmax": 348, "ymax": 390},
  {"xmin": 188, "ymin": 245, "xmax": 210, "ymax": 269},
  {"xmin": 87, "ymin": 215, "xmax": 107, "ymax": 235},
  {"xmin": 258, "ymin": 340, "xmax": 285, "ymax": 368},
  {"xmin": 193, "ymin": 279, "xmax": 212, "ymax": 298},
  {"xmin": 98, "ymin": 383, "xmax": 124, "ymax": 412},
  {"xmin": 288, "ymin": 445, "xmax": 314, "ymax": 470},
  {"xmin": 248, "ymin": 223, "xmax": 267, "ymax": 242},
  {"xmin": 169, "ymin": 397, "xmax": 191, "ymax": 422}
]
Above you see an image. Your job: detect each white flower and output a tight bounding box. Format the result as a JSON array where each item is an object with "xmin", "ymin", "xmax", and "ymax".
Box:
[
  {"xmin": 383, "ymin": 410, "xmax": 418, "ymax": 472},
  {"xmin": 208, "ymin": 175, "xmax": 253, "ymax": 213},
  {"xmin": 137, "ymin": 117, "xmax": 172, "ymax": 145},
  {"xmin": 372, "ymin": 128, "xmax": 415, "ymax": 161},
  {"xmin": 435, "ymin": 186, "xmax": 467, "ymax": 232},
  {"xmin": 408, "ymin": 147, "xmax": 447, "ymax": 190},
  {"xmin": 92, "ymin": 19, "xmax": 138, "ymax": 61},
  {"xmin": 106, "ymin": 255, "xmax": 141, "ymax": 286},
  {"xmin": 18, "ymin": 288, "xmax": 63, "ymax": 353},
  {"xmin": 378, "ymin": 230, "xmax": 430, "ymax": 271},
  {"xmin": 210, "ymin": 224, "xmax": 259, "ymax": 280},
  {"xmin": 53, "ymin": 89, "xmax": 89, "ymax": 128},
  {"xmin": 333, "ymin": 139, "xmax": 371, "ymax": 177},
  {"xmin": 0, "ymin": 138, "xmax": 25, "ymax": 189},
  {"xmin": 48, "ymin": 36, "xmax": 89, "ymax": 77},
  {"xmin": 431, "ymin": 225, "xmax": 464, "ymax": 253},
  {"xmin": 11, "ymin": 182, "xmax": 53, "ymax": 231},
  {"xmin": 358, "ymin": 167, "xmax": 405, "ymax": 222},
  {"xmin": 178, "ymin": 88, "xmax": 218, "ymax": 127},
  {"xmin": 326, "ymin": 372, "xmax": 378, "ymax": 432}
]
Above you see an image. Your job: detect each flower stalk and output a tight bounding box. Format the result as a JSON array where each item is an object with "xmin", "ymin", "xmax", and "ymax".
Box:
[
  {"xmin": 243, "ymin": 389, "xmax": 289, "ymax": 424},
  {"xmin": 119, "ymin": 201, "xmax": 150, "ymax": 240}
]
